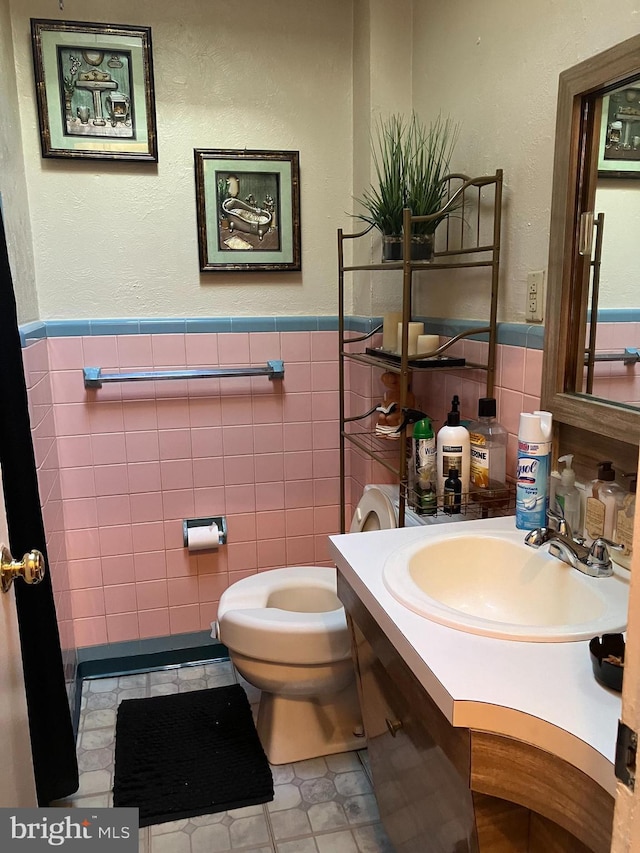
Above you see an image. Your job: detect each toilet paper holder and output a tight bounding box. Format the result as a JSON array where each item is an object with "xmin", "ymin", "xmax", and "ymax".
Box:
[{"xmin": 183, "ymin": 516, "xmax": 227, "ymax": 547}]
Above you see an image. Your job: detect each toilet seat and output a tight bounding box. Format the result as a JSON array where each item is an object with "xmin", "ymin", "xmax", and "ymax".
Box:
[
  {"xmin": 217, "ymin": 566, "xmax": 350, "ymax": 665},
  {"xmin": 349, "ymin": 486, "xmax": 397, "ymax": 532}
]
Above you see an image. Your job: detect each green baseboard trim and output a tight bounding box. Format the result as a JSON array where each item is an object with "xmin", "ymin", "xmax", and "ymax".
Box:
[{"xmin": 78, "ymin": 634, "xmax": 229, "ymax": 679}]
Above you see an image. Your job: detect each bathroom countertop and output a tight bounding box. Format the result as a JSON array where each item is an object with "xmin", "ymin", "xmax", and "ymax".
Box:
[{"xmin": 328, "ymin": 515, "xmax": 627, "ymax": 796}]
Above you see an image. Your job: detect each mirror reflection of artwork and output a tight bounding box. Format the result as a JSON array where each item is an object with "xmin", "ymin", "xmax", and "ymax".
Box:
[
  {"xmin": 599, "ymin": 82, "xmax": 640, "ymax": 173},
  {"xmin": 58, "ymin": 46, "xmax": 134, "ymax": 139},
  {"xmin": 215, "ymin": 171, "xmax": 280, "ymax": 252}
]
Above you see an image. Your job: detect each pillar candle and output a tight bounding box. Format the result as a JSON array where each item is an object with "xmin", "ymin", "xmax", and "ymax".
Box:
[
  {"xmin": 382, "ymin": 312, "xmax": 403, "ymax": 351},
  {"xmin": 397, "ymin": 322, "xmax": 424, "ymax": 356},
  {"xmin": 416, "ymin": 334, "xmax": 440, "ymax": 356}
]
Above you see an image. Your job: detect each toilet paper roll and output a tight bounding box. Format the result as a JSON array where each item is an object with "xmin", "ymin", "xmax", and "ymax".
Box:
[{"xmin": 186, "ymin": 523, "xmax": 220, "ymax": 552}]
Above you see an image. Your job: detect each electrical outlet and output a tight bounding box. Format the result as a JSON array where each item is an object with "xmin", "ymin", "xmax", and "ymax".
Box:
[{"xmin": 526, "ymin": 270, "xmax": 545, "ymax": 322}]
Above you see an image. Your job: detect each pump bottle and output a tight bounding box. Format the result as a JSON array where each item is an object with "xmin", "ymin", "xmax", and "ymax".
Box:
[
  {"xmin": 436, "ymin": 396, "xmax": 470, "ymax": 504},
  {"xmin": 584, "ymin": 461, "xmax": 624, "ymax": 543},
  {"xmin": 554, "ymin": 454, "xmax": 581, "ymax": 533}
]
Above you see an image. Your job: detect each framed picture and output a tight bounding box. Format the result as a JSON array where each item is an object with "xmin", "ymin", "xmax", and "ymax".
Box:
[
  {"xmin": 597, "ymin": 87, "xmax": 640, "ymax": 178},
  {"xmin": 194, "ymin": 149, "xmax": 301, "ymax": 272},
  {"xmin": 30, "ymin": 18, "xmax": 158, "ymax": 162}
]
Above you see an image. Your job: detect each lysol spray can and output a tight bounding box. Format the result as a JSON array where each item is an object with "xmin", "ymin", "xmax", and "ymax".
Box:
[{"xmin": 515, "ymin": 411, "xmax": 553, "ymax": 530}]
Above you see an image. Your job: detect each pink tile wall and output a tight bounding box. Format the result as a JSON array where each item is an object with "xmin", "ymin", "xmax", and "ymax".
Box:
[
  {"xmin": 48, "ymin": 330, "xmax": 340, "ymax": 647},
  {"xmin": 590, "ymin": 322, "xmax": 640, "ymax": 406},
  {"xmin": 22, "ymin": 338, "xmax": 76, "ymax": 687}
]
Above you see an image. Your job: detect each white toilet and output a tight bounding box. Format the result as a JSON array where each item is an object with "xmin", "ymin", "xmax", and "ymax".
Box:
[{"xmin": 215, "ymin": 486, "xmax": 400, "ymax": 765}]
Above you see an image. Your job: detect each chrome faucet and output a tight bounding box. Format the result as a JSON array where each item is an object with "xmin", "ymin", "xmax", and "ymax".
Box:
[{"xmin": 524, "ymin": 509, "xmax": 622, "ymax": 578}]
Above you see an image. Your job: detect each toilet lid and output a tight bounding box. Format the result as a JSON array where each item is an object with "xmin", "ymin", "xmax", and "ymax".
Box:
[{"xmin": 349, "ymin": 487, "xmax": 397, "ymax": 532}]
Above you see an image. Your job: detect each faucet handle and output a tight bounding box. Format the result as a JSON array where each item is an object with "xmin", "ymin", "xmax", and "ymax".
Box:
[
  {"xmin": 546, "ymin": 507, "xmax": 573, "ymax": 540},
  {"xmin": 524, "ymin": 527, "xmax": 550, "ymax": 548},
  {"xmin": 588, "ymin": 538, "xmax": 624, "ymax": 570}
]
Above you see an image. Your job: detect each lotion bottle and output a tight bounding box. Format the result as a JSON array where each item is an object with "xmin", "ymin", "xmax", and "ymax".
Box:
[
  {"xmin": 599, "ymin": 468, "xmax": 625, "ymax": 541},
  {"xmin": 554, "ymin": 453, "xmax": 581, "ymax": 533},
  {"xmin": 584, "ymin": 461, "xmax": 620, "ymax": 543},
  {"xmin": 436, "ymin": 395, "xmax": 470, "ymax": 504}
]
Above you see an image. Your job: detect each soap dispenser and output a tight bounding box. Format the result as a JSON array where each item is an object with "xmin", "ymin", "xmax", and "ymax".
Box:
[
  {"xmin": 554, "ymin": 454, "xmax": 581, "ymax": 533},
  {"xmin": 436, "ymin": 395, "xmax": 470, "ymax": 503},
  {"xmin": 584, "ymin": 461, "xmax": 623, "ymax": 543}
]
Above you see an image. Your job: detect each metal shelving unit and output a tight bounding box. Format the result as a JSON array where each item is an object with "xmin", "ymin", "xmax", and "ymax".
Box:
[{"xmin": 338, "ymin": 170, "xmax": 504, "ymax": 533}]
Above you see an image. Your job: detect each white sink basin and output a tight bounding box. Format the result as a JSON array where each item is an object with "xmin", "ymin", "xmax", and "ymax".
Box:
[{"xmin": 382, "ymin": 530, "xmax": 629, "ymax": 642}]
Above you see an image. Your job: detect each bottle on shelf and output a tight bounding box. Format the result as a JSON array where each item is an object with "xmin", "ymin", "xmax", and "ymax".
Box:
[
  {"xmin": 468, "ymin": 397, "xmax": 508, "ymax": 508},
  {"xmin": 409, "ymin": 415, "xmax": 437, "ymax": 516},
  {"xmin": 443, "ymin": 466, "xmax": 462, "ymax": 515},
  {"xmin": 554, "ymin": 453, "xmax": 581, "ymax": 533},
  {"xmin": 436, "ymin": 396, "xmax": 470, "ymax": 505}
]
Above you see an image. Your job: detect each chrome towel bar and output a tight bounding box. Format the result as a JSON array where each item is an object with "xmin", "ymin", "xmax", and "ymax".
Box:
[
  {"xmin": 584, "ymin": 348, "xmax": 640, "ymax": 366},
  {"xmin": 83, "ymin": 360, "xmax": 285, "ymax": 388}
]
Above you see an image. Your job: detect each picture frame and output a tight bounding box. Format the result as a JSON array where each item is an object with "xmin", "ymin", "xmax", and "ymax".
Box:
[
  {"xmin": 194, "ymin": 149, "xmax": 301, "ymax": 272},
  {"xmin": 597, "ymin": 88, "xmax": 640, "ymax": 178},
  {"xmin": 30, "ymin": 18, "xmax": 158, "ymax": 162}
]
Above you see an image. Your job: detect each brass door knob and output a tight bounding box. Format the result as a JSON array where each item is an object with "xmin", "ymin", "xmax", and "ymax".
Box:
[
  {"xmin": 1, "ymin": 544, "xmax": 46, "ymax": 593},
  {"xmin": 385, "ymin": 717, "xmax": 403, "ymax": 737}
]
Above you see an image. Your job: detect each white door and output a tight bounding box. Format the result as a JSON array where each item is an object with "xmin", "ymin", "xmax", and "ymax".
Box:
[{"xmin": 0, "ymin": 460, "xmax": 36, "ymax": 807}]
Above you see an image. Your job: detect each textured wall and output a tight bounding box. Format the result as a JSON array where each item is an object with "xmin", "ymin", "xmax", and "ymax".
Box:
[
  {"xmin": 410, "ymin": 0, "xmax": 640, "ymax": 325},
  {"xmin": 0, "ymin": 0, "xmax": 38, "ymax": 323},
  {"xmin": 10, "ymin": 0, "xmax": 354, "ymax": 320}
]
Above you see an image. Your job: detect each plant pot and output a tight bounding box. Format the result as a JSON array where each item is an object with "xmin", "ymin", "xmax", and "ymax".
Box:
[{"xmin": 382, "ymin": 234, "xmax": 434, "ymax": 263}]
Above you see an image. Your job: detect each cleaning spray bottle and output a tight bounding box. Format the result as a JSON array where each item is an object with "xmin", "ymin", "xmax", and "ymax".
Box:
[
  {"xmin": 554, "ymin": 453, "xmax": 581, "ymax": 532},
  {"xmin": 410, "ymin": 414, "xmax": 437, "ymax": 516},
  {"xmin": 515, "ymin": 410, "xmax": 553, "ymax": 530},
  {"xmin": 436, "ymin": 395, "xmax": 470, "ymax": 506}
]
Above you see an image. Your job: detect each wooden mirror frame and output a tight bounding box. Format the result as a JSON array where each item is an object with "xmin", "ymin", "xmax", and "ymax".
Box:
[{"xmin": 541, "ymin": 33, "xmax": 640, "ymax": 479}]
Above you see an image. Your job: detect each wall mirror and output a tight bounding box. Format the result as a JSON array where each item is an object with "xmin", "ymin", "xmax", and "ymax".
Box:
[{"xmin": 542, "ymin": 33, "xmax": 640, "ymax": 477}]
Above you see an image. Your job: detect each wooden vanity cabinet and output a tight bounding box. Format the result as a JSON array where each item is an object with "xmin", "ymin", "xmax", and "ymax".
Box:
[{"xmin": 338, "ymin": 574, "xmax": 614, "ymax": 853}]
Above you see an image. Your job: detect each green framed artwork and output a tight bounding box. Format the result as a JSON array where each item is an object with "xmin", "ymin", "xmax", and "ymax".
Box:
[
  {"xmin": 194, "ymin": 149, "xmax": 301, "ymax": 272},
  {"xmin": 30, "ymin": 18, "xmax": 158, "ymax": 162}
]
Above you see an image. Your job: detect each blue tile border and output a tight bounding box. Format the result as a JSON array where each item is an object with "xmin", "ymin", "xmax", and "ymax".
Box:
[
  {"xmin": 589, "ymin": 308, "xmax": 640, "ymax": 323},
  {"xmin": 17, "ymin": 315, "xmax": 553, "ymax": 350},
  {"xmin": 18, "ymin": 320, "xmax": 46, "ymax": 347}
]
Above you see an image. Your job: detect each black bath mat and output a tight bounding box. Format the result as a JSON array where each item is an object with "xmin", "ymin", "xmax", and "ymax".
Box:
[{"xmin": 113, "ymin": 684, "xmax": 273, "ymax": 827}]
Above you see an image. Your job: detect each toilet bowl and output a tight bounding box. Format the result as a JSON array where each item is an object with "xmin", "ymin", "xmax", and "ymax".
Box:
[{"xmin": 215, "ymin": 486, "xmax": 400, "ymax": 765}]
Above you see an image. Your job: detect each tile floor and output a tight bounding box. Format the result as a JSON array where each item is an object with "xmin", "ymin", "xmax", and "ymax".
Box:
[{"xmin": 55, "ymin": 660, "xmax": 395, "ymax": 853}]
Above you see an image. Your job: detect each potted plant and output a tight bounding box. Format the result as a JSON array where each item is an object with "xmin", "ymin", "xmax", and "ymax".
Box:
[{"xmin": 355, "ymin": 112, "xmax": 459, "ymax": 261}]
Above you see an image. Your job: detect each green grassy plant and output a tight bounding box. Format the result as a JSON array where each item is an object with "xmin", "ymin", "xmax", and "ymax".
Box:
[{"xmin": 355, "ymin": 113, "xmax": 459, "ymax": 237}]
